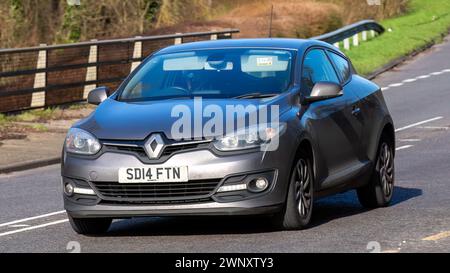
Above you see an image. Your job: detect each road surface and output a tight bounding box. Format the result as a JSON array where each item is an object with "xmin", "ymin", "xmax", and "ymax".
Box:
[{"xmin": 1, "ymin": 36, "xmax": 450, "ymax": 253}]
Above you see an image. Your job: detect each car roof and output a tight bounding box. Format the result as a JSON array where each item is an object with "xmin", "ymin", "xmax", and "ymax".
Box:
[{"xmin": 155, "ymin": 38, "xmax": 335, "ymax": 55}]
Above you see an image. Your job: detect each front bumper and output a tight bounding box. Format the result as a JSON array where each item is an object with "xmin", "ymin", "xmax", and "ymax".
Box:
[
  {"xmin": 62, "ymin": 148, "xmax": 292, "ymax": 218},
  {"xmin": 65, "ymin": 199, "xmax": 283, "ymax": 218}
]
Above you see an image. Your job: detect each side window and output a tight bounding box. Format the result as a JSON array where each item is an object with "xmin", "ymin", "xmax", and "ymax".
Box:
[
  {"xmin": 328, "ymin": 51, "xmax": 351, "ymax": 83},
  {"xmin": 301, "ymin": 49, "xmax": 339, "ymax": 95}
]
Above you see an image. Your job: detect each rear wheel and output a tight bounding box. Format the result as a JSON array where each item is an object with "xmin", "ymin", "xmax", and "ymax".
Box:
[
  {"xmin": 274, "ymin": 151, "xmax": 314, "ymax": 230},
  {"xmin": 357, "ymin": 138, "xmax": 395, "ymax": 208},
  {"xmin": 68, "ymin": 214, "xmax": 112, "ymax": 235}
]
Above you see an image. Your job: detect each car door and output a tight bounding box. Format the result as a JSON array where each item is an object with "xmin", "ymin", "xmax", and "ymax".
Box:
[
  {"xmin": 300, "ymin": 48, "xmax": 364, "ymax": 189},
  {"xmin": 327, "ymin": 50, "xmax": 371, "ymax": 164}
]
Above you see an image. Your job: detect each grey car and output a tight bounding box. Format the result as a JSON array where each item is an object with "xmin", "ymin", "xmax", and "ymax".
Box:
[{"xmin": 61, "ymin": 38, "xmax": 395, "ymax": 234}]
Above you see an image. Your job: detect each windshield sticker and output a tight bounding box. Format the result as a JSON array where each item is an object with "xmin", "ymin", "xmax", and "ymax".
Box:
[{"xmin": 256, "ymin": 57, "xmax": 273, "ymax": 66}]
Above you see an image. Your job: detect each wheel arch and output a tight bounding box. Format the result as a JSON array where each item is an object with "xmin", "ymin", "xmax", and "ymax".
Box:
[
  {"xmin": 281, "ymin": 136, "xmax": 317, "ymax": 204},
  {"xmin": 292, "ymin": 137, "xmax": 316, "ymax": 185},
  {"xmin": 368, "ymin": 116, "xmax": 396, "ymax": 162},
  {"xmin": 380, "ymin": 122, "xmax": 396, "ymax": 156}
]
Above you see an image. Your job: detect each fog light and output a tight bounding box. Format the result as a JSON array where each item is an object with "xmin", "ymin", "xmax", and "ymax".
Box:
[
  {"xmin": 248, "ymin": 177, "xmax": 269, "ymax": 192},
  {"xmin": 64, "ymin": 183, "xmax": 74, "ymax": 196},
  {"xmin": 255, "ymin": 178, "xmax": 268, "ymax": 189}
]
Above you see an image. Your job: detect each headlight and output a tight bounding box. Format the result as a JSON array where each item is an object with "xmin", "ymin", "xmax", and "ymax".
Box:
[
  {"xmin": 65, "ymin": 128, "xmax": 101, "ymax": 155},
  {"xmin": 213, "ymin": 123, "xmax": 285, "ymax": 151}
]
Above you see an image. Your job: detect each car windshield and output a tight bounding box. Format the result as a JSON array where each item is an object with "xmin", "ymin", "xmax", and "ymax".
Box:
[{"xmin": 119, "ymin": 48, "xmax": 294, "ymax": 101}]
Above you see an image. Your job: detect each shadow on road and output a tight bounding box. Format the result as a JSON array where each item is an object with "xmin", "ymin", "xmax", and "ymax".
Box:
[
  {"xmin": 311, "ymin": 186, "xmax": 422, "ymax": 228},
  {"xmin": 100, "ymin": 186, "xmax": 422, "ymax": 237}
]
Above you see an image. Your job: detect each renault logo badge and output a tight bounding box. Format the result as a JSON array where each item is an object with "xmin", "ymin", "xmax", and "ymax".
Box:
[{"xmin": 144, "ymin": 134, "xmax": 164, "ymax": 159}]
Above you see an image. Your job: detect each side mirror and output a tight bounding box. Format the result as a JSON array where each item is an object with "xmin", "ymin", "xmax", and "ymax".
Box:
[
  {"xmin": 301, "ymin": 82, "xmax": 343, "ymax": 105},
  {"xmin": 87, "ymin": 86, "xmax": 109, "ymax": 105}
]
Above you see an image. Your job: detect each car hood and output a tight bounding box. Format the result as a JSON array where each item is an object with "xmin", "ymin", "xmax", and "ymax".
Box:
[{"xmin": 76, "ymin": 94, "xmax": 292, "ymax": 140}]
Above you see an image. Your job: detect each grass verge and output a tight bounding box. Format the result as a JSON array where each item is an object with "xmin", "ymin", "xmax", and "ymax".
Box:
[
  {"xmin": 0, "ymin": 103, "xmax": 93, "ymax": 139},
  {"xmin": 346, "ymin": 0, "xmax": 450, "ymax": 76}
]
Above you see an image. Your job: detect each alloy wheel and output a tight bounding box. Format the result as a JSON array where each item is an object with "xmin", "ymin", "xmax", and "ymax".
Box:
[
  {"xmin": 294, "ymin": 159, "xmax": 312, "ymax": 218},
  {"xmin": 378, "ymin": 142, "xmax": 394, "ymax": 198}
]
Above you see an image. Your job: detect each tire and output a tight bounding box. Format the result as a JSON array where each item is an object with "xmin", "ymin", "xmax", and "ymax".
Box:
[
  {"xmin": 68, "ymin": 214, "xmax": 112, "ymax": 235},
  {"xmin": 273, "ymin": 151, "xmax": 314, "ymax": 230},
  {"xmin": 357, "ymin": 137, "xmax": 395, "ymax": 208}
]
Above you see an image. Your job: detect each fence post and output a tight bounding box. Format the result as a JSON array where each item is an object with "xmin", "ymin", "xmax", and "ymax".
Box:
[
  {"xmin": 353, "ymin": 33, "xmax": 359, "ymax": 47},
  {"xmin": 362, "ymin": 31, "xmax": 367, "ymax": 41},
  {"xmin": 83, "ymin": 40, "xmax": 98, "ymax": 99},
  {"xmin": 131, "ymin": 36, "xmax": 143, "ymax": 73},
  {"xmin": 343, "ymin": 38, "xmax": 350, "ymax": 50},
  {"xmin": 174, "ymin": 33, "xmax": 183, "ymax": 44},
  {"xmin": 210, "ymin": 30, "xmax": 218, "ymax": 40},
  {"xmin": 30, "ymin": 44, "xmax": 47, "ymax": 108},
  {"xmin": 371, "ymin": 30, "xmax": 376, "ymax": 38}
]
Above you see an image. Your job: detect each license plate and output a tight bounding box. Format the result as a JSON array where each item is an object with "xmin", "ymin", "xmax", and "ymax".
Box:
[{"xmin": 118, "ymin": 166, "xmax": 188, "ymax": 183}]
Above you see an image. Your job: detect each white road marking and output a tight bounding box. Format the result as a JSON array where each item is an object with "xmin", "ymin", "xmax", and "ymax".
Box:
[
  {"xmin": 396, "ymin": 145, "xmax": 413, "ymax": 151},
  {"xmin": 388, "ymin": 83, "xmax": 404, "ymax": 87},
  {"xmin": 417, "ymin": 126, "xmax": 449, "ymax": 130},
  {"xmin": 0, "ymin": 210, "xmax": 65, "ymax": 228},
  {"xmin": 381, "ymin": 68, "xmax": 450, "ymax": 90},
  {"xmin": 0, "ymin": 219, "xmax": 68, "ymax": 238},
  {"xmin": 430, "ymin": 71, "xmax": 444, "ymax": 76},
  {"xmin": 422, "ymin": 231, "xmax": 450, "ymax": 241},
  {"xmin": 402, "ymin": 78, "xmax": 417, "ymax": 83},
  {"xmin": 398, "ymin": 139, "xmax": 421, "ymax": 142},
  {"xmin": 8, "ymin": 224, "xmax": 30, "ymax": 228},
  {"xmin": 395, "ymin": 116, "xmax": 443, "ymax": 132}
]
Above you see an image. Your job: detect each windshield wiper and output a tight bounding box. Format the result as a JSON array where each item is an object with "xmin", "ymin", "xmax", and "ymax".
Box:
[{"xmin": 233, "ymin": 93, "xmax": 278, "ymax": 99}]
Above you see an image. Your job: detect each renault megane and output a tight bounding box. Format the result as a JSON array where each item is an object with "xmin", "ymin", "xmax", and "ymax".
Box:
[{"xmin": 61, "ymin": 39, "xmax": 395, "ymax": 234}]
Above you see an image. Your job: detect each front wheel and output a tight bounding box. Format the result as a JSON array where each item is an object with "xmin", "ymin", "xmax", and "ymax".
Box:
[
  {"xmin": 274, "ymin": 152, "xmax": 314, "ymax": 230},
  {"xmin": 357, "ymin": 139, "xmax": 395, "ymax": 208},
  {"xmin": 68, "ymin": 214, "xmax": 112, "ymax": 235}
]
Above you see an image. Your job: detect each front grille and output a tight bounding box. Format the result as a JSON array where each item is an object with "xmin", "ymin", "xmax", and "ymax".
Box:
[
  {"xmin": 112, "ymin": 146, "xmax": 147, "ymax": 157},
  {"xmin": 102, "ymin": 140, "xmax": 209, "ymax": 161},
  {"xmin": 91, "ymin": 179, "xmax": 221, "ymax": 201},
  {"xmin": 161, "ymin": 143, "xmax": 202, "ymax": 156}
]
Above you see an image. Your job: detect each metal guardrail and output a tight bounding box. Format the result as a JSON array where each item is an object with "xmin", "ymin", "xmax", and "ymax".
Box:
[
  {"xmin": 0, "ymin": 29, "xmax": 239, "ymax": 113},
  {"xmin": 312, "ymin": 19, "xmax": 385, "ymax": 50}
]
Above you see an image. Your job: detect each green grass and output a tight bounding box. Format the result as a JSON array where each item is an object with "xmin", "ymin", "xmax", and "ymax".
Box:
[
  {"xmin": 1, "ymin": 112, "xmax": 50, "ymax": 134},
  {"xmin": 0, "ymin": 103, "xmax": 90, "ymax": 128},
  {"xmin": 13, "ymin": 108, "xmax": 58, "ymax": 122},
  {"xmin": 0, "ymin": 114, "xmax": 9, "ymax": 127},
  {"xmin": 346, "ymin": 0, "xmax": 450, "ymax": 76},
  {"xmin": 29, "ymin": 124, "xmax": 48, "ymax": 132},
  {"xmin": 67, "ymin": 103, "xmax": 88, "ymax": 110}
]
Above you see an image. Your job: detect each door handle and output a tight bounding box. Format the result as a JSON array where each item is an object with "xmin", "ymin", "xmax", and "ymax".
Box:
[{"xmin": 351, "ymin": 106, "xmax": 361, "ymax": 116}]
